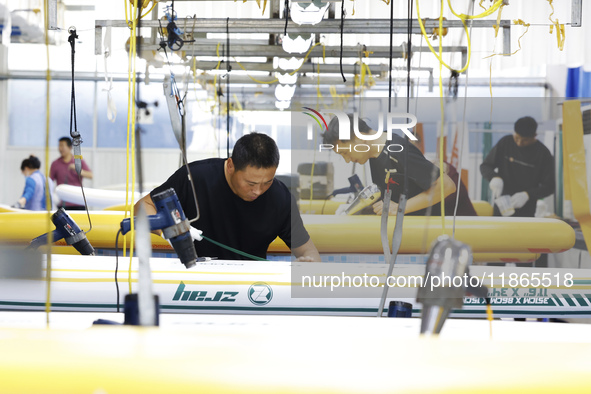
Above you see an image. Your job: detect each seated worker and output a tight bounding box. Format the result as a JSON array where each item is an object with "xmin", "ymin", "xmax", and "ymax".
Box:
[
  {"xmin": 135, "ymin": 132, "xmax": 320, "ymax": 261},
  {"xmin": 323, "ymin": 114, "xmax": 458, "ymax": 216},
  {"xmin": 15, "ymin": 155, "xmax": 54, "ymax": 211},
  {"xmin": 480, "ymin": 116, "xmax": 555, "ymax": 217}
]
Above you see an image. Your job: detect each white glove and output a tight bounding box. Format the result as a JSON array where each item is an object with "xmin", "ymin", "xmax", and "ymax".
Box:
[
  {"xmin": 511, "ymin": 192, "xmax": 529, "ymax": 209},
  {"xmin": 162, "ymin": 227, "xmax": 203, "ymax": 246},
  {"xmin": 489, "ymin": 177, "xmax": 504, "ymax": 200},
  {"xmin": 190, "ymin": 227, "xmax": 203, "ymax": 241}
]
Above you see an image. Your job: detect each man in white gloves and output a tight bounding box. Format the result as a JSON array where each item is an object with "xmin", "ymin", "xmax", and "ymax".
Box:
[{"xmin": 480, "ymin": 116, "xmax": 555, "ymax": 217}]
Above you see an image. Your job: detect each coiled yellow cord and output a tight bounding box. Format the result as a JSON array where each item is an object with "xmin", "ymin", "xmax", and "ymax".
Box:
[
  {"xmin": 437, "ymin": 0, "xmax": 445, "ymax": 233},
  {"xmin": 486, "ymin": 303, "xmax": 494, "ymax": 339},
  {"xmin": 448, "ymin": 0, "xmax": 502, "ymax": 20},
  {"xmin": 125, "ymin": 0, "xmax": 139, "ymax": 294},
  {"xmin": 43, "ymin": 0, "xmax": 53, "ymax": 327},
  {"xmin": 125, "ymin": 0, "xmax": 158, "ymax": 27},
  {"xmin": 416, "ymin": 0, "xmax": 471, "ymax": 73},
  {"xmin": 547, "ymin": 0, "xmax": 565, "ymax": 51}
]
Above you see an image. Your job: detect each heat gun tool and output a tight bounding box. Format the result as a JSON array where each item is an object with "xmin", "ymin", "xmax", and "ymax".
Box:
[
  {"xmin": 28, "ymin": 208, "xmax": 95, "ymax": 255},
  {"xmin": 120, "ymin": 188, "xmax": 197, "ymax": 269}
]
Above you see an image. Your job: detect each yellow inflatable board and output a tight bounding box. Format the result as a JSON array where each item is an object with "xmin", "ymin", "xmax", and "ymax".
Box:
[
  {"xmin": 472, "ymin": 200, "xmax": 493, "ymax": 216},
  {"xmin": 299, "ymin": 199, "xmax": 343, "ymax": 214},
  {"xmin": 1, "ymin": 321, "xmax": 591, "ymax": 393},
  {"xmin": 562, "ymin": 100, "xmax": 591, "ymax": 251},
  {"xmin": 0, "ymin": 210, "xmax": 173, "ymax": 251},
  {"xmin": 0, "ymin": 210, "xmax": 573, "ymax": 256},
  {"xmin": 298, "ymin": 199, "xmax": 493, "ymax": 216},
  {"xmin": 270, "ymin": 215, "xmax": 574, "ymax": 254}
]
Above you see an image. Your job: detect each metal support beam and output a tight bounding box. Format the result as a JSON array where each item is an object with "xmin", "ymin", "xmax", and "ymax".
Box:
[
  {"xmin": 95, "ymin": 17, "xmax": 511, "ymax": 32},
  {"xmin": 193, "ymin": 61, "xmax": 393, "ymax": 75},
  {"xmin": 95, "ymin": 18, "xmax": 511, "ymax": 54},
  {"xmin": 571, "ymin": 0, "xmax": 582, "ymax": 27},
  {"xmin": 138, "ymin": 43, "xmax": 466, "ymax": 59},
  {"xmin": 502, "ymin": 25, "xmax": 511, "ymax": 55}
]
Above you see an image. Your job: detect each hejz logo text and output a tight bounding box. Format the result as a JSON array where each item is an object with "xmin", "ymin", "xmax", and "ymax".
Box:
[{"xmin": 172, "ymin": 281, "xmax": 238, "ymax": 302}]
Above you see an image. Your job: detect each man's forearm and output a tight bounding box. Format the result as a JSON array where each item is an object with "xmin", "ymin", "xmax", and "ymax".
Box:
[
  {"xmin": 405, "ymin": 174, "xmax": 456, "ymax": 213},
  {"xmin": 134, "ymin": 194, "xmax": 161, "ymax": 235},
  {"xmin": 293, "ymin": 238, "xmax": 321, "ymax": 262}
]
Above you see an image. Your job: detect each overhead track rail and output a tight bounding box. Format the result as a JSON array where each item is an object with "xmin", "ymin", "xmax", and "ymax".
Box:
[{"xmin": 95, "ymin": 18, "xmax": 511, "ymax": 55}]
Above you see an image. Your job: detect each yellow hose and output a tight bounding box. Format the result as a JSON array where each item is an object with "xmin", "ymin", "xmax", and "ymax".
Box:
[
  {"xmin": 448, "ymin": 0, "xmax": 503, "ymax": 20},
  {"xmin": 125, "ymin": 0, "xmax": 140, "ymax": 293},
  {"xmin": 43, "ymin": 0, "xmax": 53, "ymax": 327},
  {"xmin": 416, "ymin": 0, "xmax": 471, "ymax": 73}
]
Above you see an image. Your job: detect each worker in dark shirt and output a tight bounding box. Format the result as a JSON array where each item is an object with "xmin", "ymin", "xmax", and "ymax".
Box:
[
  {"xmin": 323, "ymin": 114, "xmax": 459, "ymax": 216},
  {"xmin": 438, "ymin": 161, "xmax": 477, "ymax": 216},
  {"xmin": 135, "ymin": 133, "xmax": 320, "ymax": 261},
  {"xmin": 480, "ymin": 116, "xmax": 555, "ymax": 217}
]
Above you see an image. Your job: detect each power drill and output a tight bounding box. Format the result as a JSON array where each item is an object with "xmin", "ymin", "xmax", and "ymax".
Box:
[
  {"xmin": 120, "ymin": 188, "xmax": 197, "ymax": 269},
  {"xmin": 28, "ymin": 208, "xmax": 95, "ymax": 255}
]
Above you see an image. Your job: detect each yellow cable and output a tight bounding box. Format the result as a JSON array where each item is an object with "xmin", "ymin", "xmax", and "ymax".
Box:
[
  {"xmin": 478, "ymin": 0, "xmax": 487, "ymax": 12},
  {"xmin": 126, "ymin": 0, "xmax": 139, "ymax": 294},
  {"xmin": 290, "ymin": 42, "xmax": 325, "ymax": 76},
  {"xmin": 43, "ymin": 0, "xmax": 53, "ymax": 327},
  {"xmin": 126, "ymin": 0, "xmax": 156, "ymax": 26},
  {"xmin": 416, "ymin": 0, "xmax": 471, "ymax": 73},
  {"xmin": 483, "ymin": 2, "xmax": 506, "ymax": 117},
  {"xmin": 492, "ymin": 3, "xmax": 504, "ymax": 38},
  {"xmin": 130, "ymin": 0, "xmax": 139, "ymax": 293},
  {"xmin": 484, "ymin": 19, "xmax": 530, "ymax": 58},
  {"xmin": 212, "ymin": 43, "xmax": 222, "ymax": 105},
  {"xmin": 438, "ymin": 0, "xmax": 445, "ymax": 233},
  {"xmin": 140, "ymin": 0, "xmax": 158, "ymax": 19},
  {"xmin": 233, "ymin": 60, "xmax": 278, "ymax": 84},
  {"xmin": 125, "ymin": 0, "xmax": 129, "ymax": 27},
  {"xmin": 486, "ymin": 303, "xmax": 494, "ymax": 339},
  {"xmin": 447, "ymin": 0, "xmax": 502, "ymax": 20},
  {"xmin": 547, "ymin": 0, "xmax": 565, "ymax": 51}
]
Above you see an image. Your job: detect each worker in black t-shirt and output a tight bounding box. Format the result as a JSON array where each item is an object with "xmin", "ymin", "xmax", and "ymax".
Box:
[
  {"xmin": 135, "ymin": 133, "xmax": 320, "ymax": 261},
  {"xmin": 323, "ymin": 114, "xmax": 457, "ymax": 216},
  {"xmin": 480, "ymin": 116, "xmax": 555, "ymax": 217}
]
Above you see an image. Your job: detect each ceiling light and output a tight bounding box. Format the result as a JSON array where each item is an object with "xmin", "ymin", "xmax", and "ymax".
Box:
[
  {"xmin": 275, "ymin": 84, "xmax": 296, "ymax": 101},
  {"xmin": 278, "ymin": 57, "xmax": 304, "ymax": 71},
  {"xmin": 282, "ymin": 33, "xmax": 315, "ymax": 54},
  {"xmin": 275, "ymin": 100, "xmax": 291, "ymax": 110},
  {"xmin": 290, "ymin": 1, "xmax": 329, "ymax": 25},
  {"xmin": 276, "ymin": 72, "xmax": 298, "ymax": 84}
]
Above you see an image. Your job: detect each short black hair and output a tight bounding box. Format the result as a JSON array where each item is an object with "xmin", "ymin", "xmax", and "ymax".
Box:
[
  {"xmin": 59, "ymin": 137, "xmax": 72, "ymax": 147},
  {"xmin": 231, "ymin": 132, "xmax": 280, "ymax": 171},
  {"xmin": 514, "ymin": 116, "xmax": 537, "ymax": 138},
  {"xmin": 322, "ymin": 114, "xmax": 373, "ymax": 145},
  {"xmin": 21, "ymin": 155, "xmax": 41, "ymax": 171}
]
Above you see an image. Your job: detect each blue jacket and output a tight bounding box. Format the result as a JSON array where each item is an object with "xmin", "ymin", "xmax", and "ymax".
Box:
[{"xmin": 22, "ymin": 170, "xmax": 52, "ymax": 210}]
